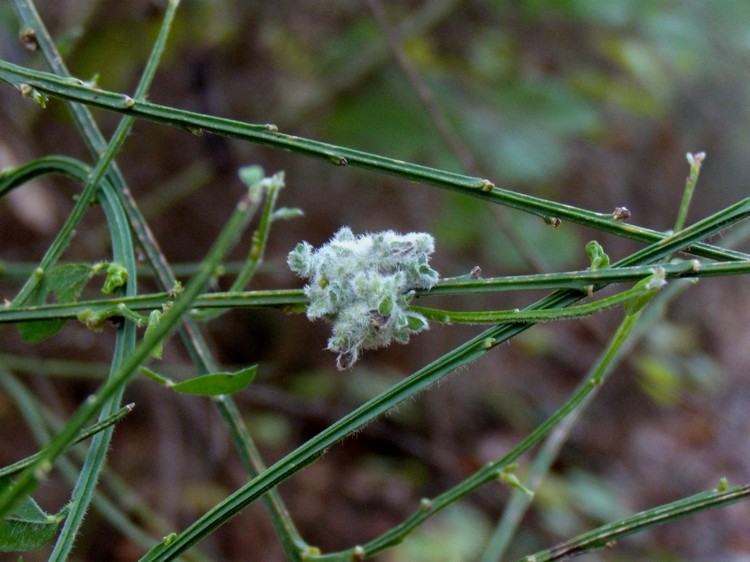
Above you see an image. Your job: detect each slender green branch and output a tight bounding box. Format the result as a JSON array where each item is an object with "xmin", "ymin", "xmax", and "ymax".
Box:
[
  {"xmin": 5, "ymin": 259, "xmax": 750, "ymax": 326},
  {"xmin": 0, "ymin": 404, "xmax": 134, "ymax": 478},
  {"xmin": 414, "ymin": 270, "xmax": 662, "ymax": 324},
  {"xmin": 0, "ymin": 58, "xmax": 748, "ymax": 262},
  {"xmin": 232, "ymin": 174, "xmax": 284, "ymax": 290},
  {"xmin": 193, "ymin": 169, "xmax": 287, "ymax": 322},
  {"xmin": 518, "ymin": 484, "xmax": 750, "ymax": 561},
  {"xmin": 674, "ymin": 152, "xmax": 705, "ymax": 232}
]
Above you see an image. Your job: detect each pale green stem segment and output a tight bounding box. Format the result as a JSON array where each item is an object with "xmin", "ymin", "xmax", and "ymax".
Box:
[
  {"xmin": 413, "ymin": 269, "xmax": 665, "ymax": 324},
  {"xmin": 674, "ymin": 152, "xmax": 705, "ymax": 232}
]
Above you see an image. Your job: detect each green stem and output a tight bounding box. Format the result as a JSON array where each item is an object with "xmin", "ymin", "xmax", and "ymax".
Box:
[
  {"xmin": 1, "ymin": 259, "xmax": 749, "ymax": 328},
  {"xmin": 674, "ymin": 152, "xmax": 705, "ymax": 232},
  {"xmin": 518, "ymin": 484, "xmax": 750, "ymax": 562},
  {"xmin": 0, "ymin": 58, "xmax": 748, "ymax": 262},
  {"xmin": 193, "ymin": 171, "xmax": 285, "ymax": 322},
  {"xmin": 413, "ymin": 273, "xmax": 660, "ymax": 324},
  {"xmin": 233, "ymin": 177, "xmax": 283, "ymax": 291},
  {"xmin": 7, "ymin": 258, "xmax": 750, "ymax": 325},
  {"xmin": 0, "ymin": 404, "xmax": 134, "ymax": 478}
]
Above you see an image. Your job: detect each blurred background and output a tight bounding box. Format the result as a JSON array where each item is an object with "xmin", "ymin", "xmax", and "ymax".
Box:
[{"xmin": 1, "ymin": 1, "xmax": 750, "ymax": 560}]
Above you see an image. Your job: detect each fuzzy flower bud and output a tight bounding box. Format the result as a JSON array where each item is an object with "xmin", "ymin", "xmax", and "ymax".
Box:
[{"xmin": 288, "ymin": 228, "xmax": 439, "ymax": 369}]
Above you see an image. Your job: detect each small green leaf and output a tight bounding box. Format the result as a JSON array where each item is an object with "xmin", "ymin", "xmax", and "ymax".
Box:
[
  {"xmin": 0, "ymin": 477, "xmax": 66, "ymax": 552},
  {"xmin": 499, "ymin": 467, "xmax": 533, "ymax": 497},
  {"xmin": 18, "ymin": 318, "xmax": 65, "ymax": 344},
  {"xmin": 271, "ymin": 207, "xmax": 304, "ymax": 221},
  {"xmin": 52, "ymin": 264, "xmax": 95, "ymax": 303},
  {"xmin": 144, "ymin": 310, "xmax": 164, "ymax": 359},
  {"xmin": 141, "ymin": 365, "xmax": 257, "ymax": 396},
  {"xmin": 101, "ymin": 262, "xmax": 128, "ymax": 294},
  {"xmin": 18, "ymin": 264, "xmax": 95, "ymax": 342},
  {"xmin": 238, "ymin": 165, "xmax": 264, "ymax": 188},
  {"xmin": 172, "ymin": 366, "xmax": 257, "ymax": 396},
  {"xmin": 585, "ymin": 240, "xmax": 610, "ymax": 271},
  {"xmin": 623, "ymin": 267, "xmax": 666, "ymax": 316},
  {"xmin": 378, "ymin": 295, "xmax": 394, "ymax": 316}
]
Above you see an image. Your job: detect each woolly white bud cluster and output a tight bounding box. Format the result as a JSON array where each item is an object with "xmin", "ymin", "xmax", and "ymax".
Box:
[{"xmin": 288, "ymin": 227, "xmax": 439, "ymax": 369}]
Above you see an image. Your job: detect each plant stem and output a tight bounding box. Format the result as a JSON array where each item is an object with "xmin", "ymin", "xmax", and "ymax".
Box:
[
  {"xmin": 0, "ymin": 58, "xmax": 748, "ymax": 262},
  {"xmin": 4, "ymin": 258, "xmax": 750, "ymax": 325},
  {"xmin": 517, "ymin": 484, "xmax": 750, "ymax": 561},
  {"xmin": 674, "ymin": 152, "xmax": 705, "ymax": 232},
  {"xmin": 413, "ymin": 273, "xmax": 660, "ymax": 324},
  {"xmin": 0, "ymin": 404, "xmax": 134, "ymax": 478}
]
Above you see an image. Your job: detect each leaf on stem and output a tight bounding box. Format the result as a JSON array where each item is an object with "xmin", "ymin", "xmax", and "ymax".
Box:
[
  {"xmin": 18, "ymin": 264, "xmax": 95, "ymax": 342},
  {"xmin": 585, "ymin": 240, "xmax": 610, "ymax": 271},
  {"xmin": 0, "ymin": 477, "xmax": 67, "ymax": 552},
  {"xmin": 100, "ymin": 262, "xmax": 128, "ymax": 294},
  {"xmin": 139, "ymin": 365, "xmax": 257, "ymax": 396},
  {"xmin": 143, "ymin": 309, "xmax": 164, "ymax": 359},
  {"xmin": 623, "ymin": 267, "xmax": 667, "ymax": 316}
]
